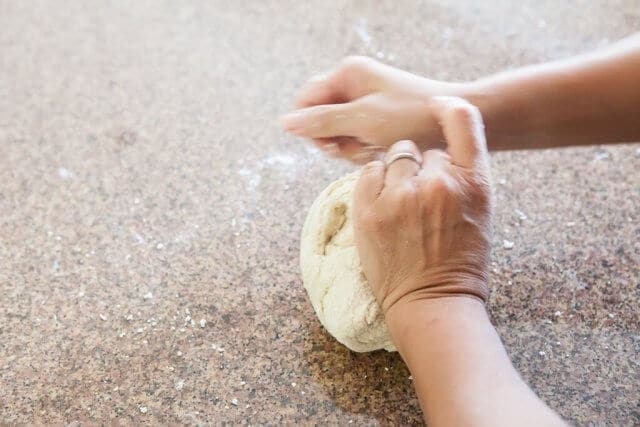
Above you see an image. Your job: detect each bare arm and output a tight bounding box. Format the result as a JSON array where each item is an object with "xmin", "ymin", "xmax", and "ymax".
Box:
[
  {"xmin": 468, "ymin": 33, "xmax": 640, "ymax": 150},
  {"xmin": 388, "ymin": 298, "xmax": 564, "ymax": 427},
  {"xmin": 352, "ymin": 97, "xmax": 565, "ymax": 425},
  {"xmin": 281, "ymin": 33, "xmax": 640, "ymax": 159}
]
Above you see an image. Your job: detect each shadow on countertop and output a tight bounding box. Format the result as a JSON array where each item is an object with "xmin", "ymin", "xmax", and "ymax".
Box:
[{"xmin": 302, "ymin": 321, "xmax": 423, "ymax": 425}]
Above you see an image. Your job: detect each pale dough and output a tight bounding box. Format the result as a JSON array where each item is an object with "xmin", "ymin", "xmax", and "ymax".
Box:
[{"xmin": 300, "ymin": 172, "xmax": 395, "ymax": 352}]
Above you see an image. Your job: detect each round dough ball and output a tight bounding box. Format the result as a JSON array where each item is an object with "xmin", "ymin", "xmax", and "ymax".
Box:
[{"xmin": 300, "ymin": 172, "xmax": 395, "ymax": 352}]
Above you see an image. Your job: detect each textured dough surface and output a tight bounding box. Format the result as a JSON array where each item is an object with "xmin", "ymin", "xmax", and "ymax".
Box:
[{"xmin": 300, "ymin": 172, "xmax": 395, "ymax": 352}]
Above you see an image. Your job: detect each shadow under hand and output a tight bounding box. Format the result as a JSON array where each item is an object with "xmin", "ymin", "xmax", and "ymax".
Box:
[{"xmin": 302, "ymin": 321, "xmax": 423, "ymax": 425}]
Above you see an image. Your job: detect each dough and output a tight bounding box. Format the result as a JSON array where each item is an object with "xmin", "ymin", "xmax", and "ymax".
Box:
[{"xmin": 300, "ymin": 172, "xmax": 395, "ymax": 352}]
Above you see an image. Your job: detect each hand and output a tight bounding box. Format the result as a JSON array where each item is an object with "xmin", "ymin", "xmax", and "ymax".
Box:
[
  {"xmin": 280, "ymin": 56, "xmax": 466, "ymax": 163},
  {"xmin": 352, "ymin": 97, "xmax": 492, "ymax": 314}
]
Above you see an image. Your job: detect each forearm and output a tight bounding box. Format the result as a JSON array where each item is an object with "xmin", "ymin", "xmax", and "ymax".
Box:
[
  {"xmin": 462, "ymin": 33, "xmax": 640, "ymax": 150},
  {"xmin": 387, "ymin": 297, "xmax": 564, "ymax": 426}
]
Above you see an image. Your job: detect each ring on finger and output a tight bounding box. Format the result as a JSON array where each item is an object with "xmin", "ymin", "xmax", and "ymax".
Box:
[{"xmin": 385, "ymin": 152, "xmax": 421, "ymax": 168}]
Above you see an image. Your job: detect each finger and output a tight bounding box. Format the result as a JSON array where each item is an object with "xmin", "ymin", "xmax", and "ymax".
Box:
[
  {"xmin": 280, "ymin": 101, "xmax": 370, "ymax": 139},
  {"xmin": 295, "ymin": 73, "xmax": 347, "ymax": 108},
  {"xmin": 418, "ymin": 149, "xmax": 451, "ymax": 180},
  {"xmin": 354, "ymin": 160, "xmax": 385, "ymax": 209},
  {"xmin": 313, "ymin": 137, "xmax": 361, "ymax": 158},
  {"xmin": 313, "ymin": 138, "xmax": 343, "ymax": 158},
  {"xmin": 415, "ymin": 149, "xmax": 461, "ymax": 216},
  {"xmin": 416, "ymin": 150, "xmax": 456, "ymax": 202},
  {"xmin": 314, "ymin": 138, "xmax": 385, "ymax": 164},
  {"xmin": 322, "ymin": 137, "xmax": 384, "ymax": 164},
  {"xmin": 295, "ymin": 56, "xmax": 381, "ymax": 108},
  {"xmin": 430, "ymin": 96, "xmax": 489, "ymax": 173},
  {"xmin": 350, "ymin": 145, "xmax": 386, "ymax": 165},
  {"xmin": 383, "ymin": 140, "xmax": 423, "ymax": 189}
]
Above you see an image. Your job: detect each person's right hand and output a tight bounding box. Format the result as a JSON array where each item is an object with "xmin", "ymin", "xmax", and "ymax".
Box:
[
  {"xmin": 352, "ymin": 97, "xmax": 492, "ymax": 315},
  {"xmin": 280, "ymin": 56, "xmax": 467, "ymax": 163}
]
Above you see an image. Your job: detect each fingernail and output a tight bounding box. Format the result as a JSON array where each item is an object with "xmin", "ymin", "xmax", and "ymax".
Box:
[
  {"xmin": 321, "ymin": 143, "xmax": 340, "ymax": 157},
  {"xmin": 280, "ymin": 112, "xmax": 303, "ymax": 131}
]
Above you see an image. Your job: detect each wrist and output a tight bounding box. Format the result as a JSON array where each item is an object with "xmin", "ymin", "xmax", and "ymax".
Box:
[
  {"xmin": 380, "ymin": 270, "xmax": 490, "ymax": 316},
  {"xmin": 461, "ymin": 75, "xmax": 551, "ymax": 150},
  {"xmin": 385, "ymin": 296, "xmax": 489, "ymax": 359},
  {"xmin": 385, "ymin": 296, "xmax": 563, "ymax": 426}
]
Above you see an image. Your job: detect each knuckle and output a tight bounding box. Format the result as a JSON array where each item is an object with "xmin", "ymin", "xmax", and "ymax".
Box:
[
  {"xmin": 422, "ymin": 149, "xmax": 448, "ymax": 163},
  {"xmin": 446, "ymin": 102, "xmax": 481, "ymax": 125},
  {"xmin": 447, "ymin": 101, "xmax": 479, "ymax": 121},
  {"xmin": 388, "ymin": 184, "xmax": 418, "ymax": 215},
  {"xmin": 397, "ymin": 182, "xmax": 419, "ymax": 200},
  {"xmin": 421, "ymin": 175, "xmax": 456, "ymax": 203}
]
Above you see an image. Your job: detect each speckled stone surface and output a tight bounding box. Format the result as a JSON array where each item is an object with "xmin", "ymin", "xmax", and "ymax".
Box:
[{"xmin": 1, "ymin": 0, "xmax": 639, "ymax": 424}]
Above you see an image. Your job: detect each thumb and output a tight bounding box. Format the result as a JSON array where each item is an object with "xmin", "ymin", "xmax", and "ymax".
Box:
[{"xmin": 429, "ymin": 96, "xmax": 489, "ymax": 173}]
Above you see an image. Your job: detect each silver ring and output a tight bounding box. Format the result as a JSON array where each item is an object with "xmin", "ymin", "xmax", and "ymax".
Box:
[{"xmin": 385, "ymin": 152, "xmax": 421, "ymax": 168}]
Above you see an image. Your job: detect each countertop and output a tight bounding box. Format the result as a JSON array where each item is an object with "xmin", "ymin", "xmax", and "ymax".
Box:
[{"xmin": 1, "ymin": 0, "xmax": 638, "ymax": 424}]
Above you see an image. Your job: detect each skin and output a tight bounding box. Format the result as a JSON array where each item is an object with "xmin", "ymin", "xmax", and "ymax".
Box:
[
  {"xmin": 281, "ymin": 33, "xmax": 640, "ymax": 161},
  {"xmin": 352, "ymin": 97, "xmax": 564, "ymax": 426},
  {"xmin": 280, "ymin": 35, "xmax": 640, "ymax": 423}
]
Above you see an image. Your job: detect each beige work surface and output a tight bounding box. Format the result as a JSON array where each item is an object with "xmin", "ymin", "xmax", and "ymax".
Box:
[{"xmin": 1, "ymin": 1, "xmax": 638, "ymax": 424}]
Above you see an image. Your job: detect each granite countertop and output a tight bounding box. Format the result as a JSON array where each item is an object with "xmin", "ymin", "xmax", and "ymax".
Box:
[{"xmin": 1, "ymin": 1, "xmax": 638, "ymax": 424}]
